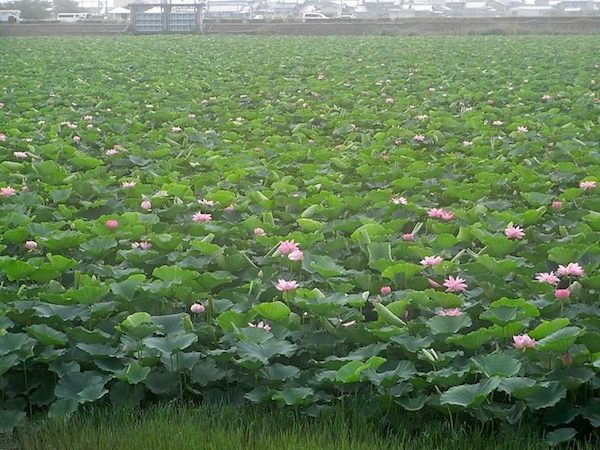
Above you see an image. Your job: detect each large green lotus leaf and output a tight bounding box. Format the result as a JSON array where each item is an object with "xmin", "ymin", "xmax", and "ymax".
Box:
[
  {"xmin": 431, "ymin": 234, "xmax": 460, "ymax": 250},
  {"xmin": 261, "ymin": 363, "xmax": 300, "ymax": 381},
  {"xmin": 47, "ymin": 398, "xmax": 79, "ymax": 419},
  {"xmin": 499, "ymin": 377, "xmax": 543, "ymax": 399},
  {"xmin": 143, "ymin": 332, "xmax": 197, "ymax": 354},
  {"xmin": 480, "ymin": 235, "xmax": 520, "ymax": 257},
  {"xmin": 367, "ymin": 242, "xmax": 392, "ymax": 268},
  {"xmin": 271, "ymin": 387, "xmax": 313, "ymax": 406},
  {"xmin": 580, "ymin": 400, "xmax": 600, "ymax": 427},
  {"xmin": 54, "ymin": 371, "xmax": 109, "ymax": 403},
  {"xmin": 236, "ymin": 339, "xmax": 297, "ymax": 365},
  {"xmin": 0, "ymin": 333, "xmax": 37, "ymax": 356},
  {"xmin": 381, "ymin": 262, "xmax": 422, "ymax": 280},
  {"xmin": 547, "ymin": 246, "xmax": 589, "ymax": 265},
  {"xmin": 537, "ymin": 327, "xmax": 582, "ymax": 353},
  {"xmin": 46, "ymin": 254, "xmax": 78, "ymax": 272},
  {"xmin": 547, "ymin": 367, "xmax": 595, "ymax": 390},
  {"xmin": 216, "ymin": 311, "xmax": 247, "ymax": 332},
  {"xmin": 302, "ymin": 253, "xmax": 345, "ymax": 277},
  {"xmin": 253, "ymin": 301, "xmax": 291, "ymax": 321},
  {"xmin": 366, "ymin": 361, "xmax": 417, "ymax": 388},
  {"xmin": 198, "ymin": 271, "xmax": 235, "ymax": 290},
  {"xmin": 79, "ymin": 237, "xmax": 118, "ymax": 258},
  {"xmin": 427, "ymin": 315, "xmax": 472, "ymax": 335},
  {"xmin": 0, "ymin": 259, "xmax": 36, "ymax": 281},
  {"xmin": 472, "ymin": 354, "xmax": 521, "ymax": 377},
  {"xmin": 110, "ymin": 276, "xmax": 146, "ymax": 299},
  {"xmin": 390, "ymin": 335, "xmax": 433, "ymax": 353},
  {"xmin": 546, "ymin": 428, "xmax": 577, "ymax": 447},
  {"xmin": 475, "ymin": 255, "xmax": 520, "ymax": 277},
  {"xmin": 395, "ymin": 395, "xmax": 429, "ymax": 411},
  {"xmin": 351, "ymin": 223, "xmax": 386, "ymax": 244},
  {"xmin": 583, "ymin": 211, "xmax": 600, "ymax": 231},
  {"xmin": 296, "ymin": 218, "xmax": 324, "ymax": 232},
  {"xmin": 25, "ymin": 324, "xmax": 68, "ymax": 347},
  {"xmin": 428, "ymin": 291, "xmax": 464, "ymax": 308},
  {"xmin": 440, "ymin": 378, "xmax": 501, "ymax": 408},
  {"xmin": 116, "ymin": 363, "xmax": 151, "ymax": 384},
  {"xmin": 191, "ymin": 359, "xmax": 226, "ymax": 387},
  {"xmin": 0, "ymin": 409, "xmax": 26, "ymax": 433},
  {"xmin": 293, "ymin": 292, "xmax": 349, "ymax": 316},
  {"xmin": 119, "ymin": 312, "xmax": 156, "ymax": 339},
  {"xmin": 446, "ymin": 328, "xmax": 493, "ymax": 350},
  {"xmin": 336, "ymin": 356, "xmax": 386, "ymax": 383},
  {"xmin": 153, "ymin": 265, "xmax": 198, "ymax": 284},
  {"xmin": 152, "ymin": 313, "xmax": 191, "ymax": 334},
  {"xmin": 529, "ymin": 318, "xmax": 570, "ymax": 340},
  {"xmin": 526, "ymin": 382, "xmax": 567, "ymax": 410},
  {"xmin": 375, "ymin": 303, "xmax": 406, "ymax": 327}
]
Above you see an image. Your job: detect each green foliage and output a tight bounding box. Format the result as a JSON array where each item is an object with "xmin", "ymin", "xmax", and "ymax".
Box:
[{"xmin": 0, "ymin": 36, "xmax": 599, "ymax": 445}]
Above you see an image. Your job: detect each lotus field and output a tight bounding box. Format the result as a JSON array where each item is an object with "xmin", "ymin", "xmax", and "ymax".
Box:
[{"xmin": 0, "ymin": 36, "xmax": 599, "ymax": 442}]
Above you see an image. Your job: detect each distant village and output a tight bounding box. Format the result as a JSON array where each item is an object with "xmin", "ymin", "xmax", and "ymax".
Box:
[{"xmin": 104, "ymin": 0, "xmax": 600, "ymax": 19}]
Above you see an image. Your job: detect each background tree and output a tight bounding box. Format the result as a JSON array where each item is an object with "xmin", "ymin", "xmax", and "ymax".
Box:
[
  {"xmin": 2, "ymin": 1, "xmax": 53, "ymax": 20},
  {"xmin": 52, "ymin": 0, "xmax": 82, "ymax": 13}
]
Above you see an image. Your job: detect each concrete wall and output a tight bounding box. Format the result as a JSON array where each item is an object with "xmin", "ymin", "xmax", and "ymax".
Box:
[{"xmin": 1, "ymin": 17, "xmax": 600, "ymax": 37}]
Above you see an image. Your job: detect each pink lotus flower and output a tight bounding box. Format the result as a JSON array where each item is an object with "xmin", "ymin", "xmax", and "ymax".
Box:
[
  {"xmin": 428, "ymin": 208, "xmax": 454, "ymax": 221},
  {"xmin": 122, "ymin": 181, "xmax": 136, "ymax": 189},
  {"xmin": 190, "ymin": 303, "xmax": 206, "ymax": 314},
  {"xmin": 428, "ymin": 208, "xmax": 445, "ymax": 218},
  {"xmin": 413, "ymin": 134, "xmax": 426, "ymax": 142},
  {"xmin": 554, "ymin": 289, "xmax": 570, "ymax": 300},
  {"xmin": 561, "ymin": 353, "xmax": 572, "ymax": 366},
  {"xmin": 277, "ymin": 240, "xmax": 300, "ymax": 255},
  {"xmin": 436, "ymin": 308, "xmax": 463, "ymax": 317},
  {"xmin": 105, "ymin": 148, "xmax": 119, "ymax": 156},
  {"xmin": 535, "ymin": 272, "xmax": 560, "ymax": 285},
  {"xmin": 0, "ymin": 186, "xmax": 17, "ymax": 198},
  {"xmin": 443, "ymin": 276, "xmax": 468, "ymax": 292},
  {"xmin": 0, "ymin": 133, "xmax": 6, "ymax": 141},
  {"xmin": 402, "ymin": 233, "xmax": 414, "ymax": 241},
  {"xmin": 13, "ymin": 151, "xmax": 28, "ymax": 159},
  {"xmin": 517, "ymin": 126, "xmax": 528, "ymax": 133},
  {"xmin": 504, "ymin": 225, "xmax": 525, "ymax": 240},
  {"xmin": 72, "ymin": 136, "xmax": 81, "ymax": 144},
  {"xmin": 341, "ymin": 320, "xmax": 357, "ymax": 327},
  {"xmin": 513, "ymin": 334, "xmax": 536, "ymax": 349},
  {"xmin": 557, "ymin": 262, "xmax": 585, "ymax": 277},
  {"xmin": 391, "ymin": 196, "xmax": 408, "ymax": 205},
  {"xmin": 420, "ymin": 256, "xmax": 443, "ymax": 267},
  {"xmin": 140, "ymin": 200, "xmax": 152, "ymax": 211},
  {"xmin": 275, "ymin": 279, "xmax": 299, "ymax": 292},
  {"xmin": 288, "ymin": 249, "xmax": 303, "ymax": 261},
  {"xmin": 171, "ymin": 126, "xmax": 182, "ymax": 133},
  {"xmin": 580, "ymin": 180, "xmax": 597, "ymax": 190},
  {"xmin": 254, "ymin": 228, "xmax": 266, "ymax": 237},
  {"xmin": 380, "ymin": 286, "xmax": 392, "ymax": 296},
  {"xmin": 24, "ymin": 240, "xmax": 38, "ymax": 251},
  {"xmin": 198, "ymin": 198, "xmax": 215, "ymax": 207},
  {"xmin": 192, "ymin": 212, "xmax": 212, "ymax": 223},
  {"xmin": 551, "ymin": 200, "xmax": 562, "ymax": 209},
  {"xmin": 132, "ymin": 241, "xmax": 152, "ymax": 250},
  {"xmin": 105, "ymin": 219, "xmax": 119, "ymax": 230},
  {"xmin": 440, "ymin": 211, "xmax": 454, "ymax": 221},
  {"xmin": 248, "ymin": 321, "xmax": 271, "ymax": 332}
]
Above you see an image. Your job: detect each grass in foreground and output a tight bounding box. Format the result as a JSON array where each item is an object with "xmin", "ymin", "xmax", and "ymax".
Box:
[{"xmin": 7, "ymin": 403, "xmax": 598, "ymax": 450}]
